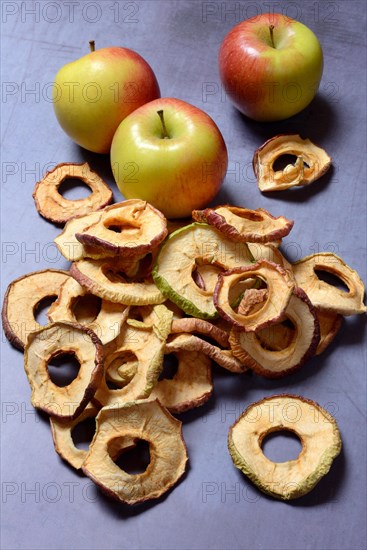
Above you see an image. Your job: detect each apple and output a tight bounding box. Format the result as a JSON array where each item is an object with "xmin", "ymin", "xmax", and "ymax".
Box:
[
  {"xmin": 110, "ymin": 98, "xmax": 228, "ymax": 219},
  {"xmin": 52, "ymin": 41, "xmax": 160, "ymax": 153},
  {"xmin": 218, "ymin": 14, "xmax": 323, "ymax": 121}
]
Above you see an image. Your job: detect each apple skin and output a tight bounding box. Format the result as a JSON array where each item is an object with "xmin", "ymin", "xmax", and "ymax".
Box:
[
  {"xmin": 53, "ymin": 47, "xmax": 160, "ymax": 154},
  {"xmin": 219, "ymin": 14, "xmax": 323, "ymax": 121},
  {"xmin": 110, "ymin": 98, "xmax": 228, "ymax": 219}
]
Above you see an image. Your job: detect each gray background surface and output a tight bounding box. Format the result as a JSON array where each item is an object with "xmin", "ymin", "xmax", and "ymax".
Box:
[{"xmin": 1, "ymin": 1, "xmax": 366, "ymax": 549}]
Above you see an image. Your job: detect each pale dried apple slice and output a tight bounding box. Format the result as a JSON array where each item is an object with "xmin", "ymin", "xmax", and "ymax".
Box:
[
  {"xmin": 253, "ymin": 134, "xmax": 332, "ymax": 192},
  {"xmin": 2, "ymin": 269, "xmax": 71, "ymax": 350},
  {"xmin": 33, "ymin": 162, "xmax": 113, "ymax": 224},
  {"xmin": 214, "ymin": 260, "xmax": 295, "ymax": 332},
  {"xmin": 247, "ymin": 242, "xmax": 293, "ymax": 272},
  {"xmin": 48, "ymin": 278, "xmax": 129, "ymax": 345},
  {"xmin": 70, "ymin": 258, "xmax": 165, "ymax": 305},
  {"xmin": 192, "ymin": 206, "xmax": 294, "ymax": 243},
  {"xmin": 292, "ymin": 253, "xmax": 366, "ymax": 315},
  {"xmin": 228, "ymin": 394, "xmax": 342, "ymax": 500},
  {"xmin": 229, "ymin": 288, "xmax": 320, "ymax": 378},
  {"xmin": 171, "ymin": 318, "xmax": 230, "ymax": 348},
  {"xmin": 24, "ymin": 322, "xmax": 104, "ymax": 419},
  {"xmin": 152, "ymin": 223, "xmax": 254, "ymax": 319},
  {"xmin": 315, "ymin": 309, "xmax": 343, "ymax": 355},
  {"xmin": 75, "ymin": 200, "xmax": 167, "ymax": 257}
]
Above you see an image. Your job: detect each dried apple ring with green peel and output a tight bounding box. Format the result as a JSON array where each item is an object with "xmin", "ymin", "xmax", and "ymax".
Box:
[
  {"xmin": 214, "ymin": 260, "xmax": 295, "ymax": 332},
  {"xmin": 82, "ymin": 399, "xmax": 188, "ymax": 505},
  {"xmin": 75, "ymin": 200, "xmax": 167, "ymax": 257},
  {"xmin": 292, "ymin": 253, "xmax": 366, "ymax": 315},
  {"xmin": 152, "ymin": 223, "xmax": 254, "ymax": 319},
  {"xmin": 228, "ymin": 394, "xmax": 342, "ymax": 500},
  {"xmin": 24, "ymin": 322, "xmax": 104, "ymax": 419},
  {"xmin": 229, "ymin": 288, "xmax": 320, "ymax": 378},
  {"xmin": 48, "ymin": 278, "xmax": 129, "ymax": 345},
  {"xmin": 253, "ymin": 134, "xmax": 332, "ymax": 192},
  {"xmin": 192, "ymin": 205, "xmax": 294, "ymax": 243},
  {"xmin": 33, "ymin": 162, "xmax": 113, "ymax": 224},
  {"xmin": 2, "ymin": 269, "xmax": 71, "ymax": 350},
  {"xmin": 315, "ymin": 309, "xmax": 343, "ymax": 355},
  {"xmin": 70, "ymin": 258, "xmax": 165, "ymax": 305}
]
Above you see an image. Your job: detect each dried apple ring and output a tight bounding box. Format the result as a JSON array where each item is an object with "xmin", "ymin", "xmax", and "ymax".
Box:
[
  {"xmin": 214, "ymin": 260, "xmax": 295, "ymax": 332},
  {"xmin": 24, "ymin": 322, "xmax": 104, "ymax": 419},
  {"xmin": 171, "ymin": 318, "xmax": 230, "ymax": 348},
  {"xmin": 192, "ymin": 206, "xmax": 294, "ymax": 243},
  {"xmin": 33, "ymin": 162, "xmax": 113, "ymax": 224},
  {"xmin": 292, "ymin": 253, "xmax": 366, "ymax": 315},
  {"xmin": 2, "ymin": 269, "xmax": 71, "ymax": 350},
  {"xmin": 75, "ymin": 200, "xmax": 167, "ymax": 256},
  {"xmin": 228, "ymin": 394, "xmax": 342, "ymax": 500},
  {"xmin": 315, "ymin": 309, "xmax": 343, "ymax": 356},
  {"xmin": 70, "ymin": 258, "xmax": 165, "ymax": 305},
  {"xmin": 229, "ymin": 288, "xmax": 320, "ymax": 378},
  {"xmin": 253, "ymin": 134, "xmax": 332, "ymax": 192},
  {"xmin": 48, "ymin": 278, "xmax": 129, "ymax": 345},
  {"xmin": 82, "ymin": 400, "xmax": 188, "ymax": 505}
]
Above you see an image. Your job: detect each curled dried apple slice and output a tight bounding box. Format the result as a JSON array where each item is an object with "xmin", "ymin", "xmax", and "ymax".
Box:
[
  {"xmin": 24, "ymin": 322, "xmax": 104, "ymax": 419},
  {"xmin": 171, "ymin": 318, "xmax": 229, "ymax": 348},
  {"xmin": 214, "ymin": 260, "xmax": 295, "ymax": 332},
  {"xmin": 166, "ymin": 333, "xmax": 246, "ymax": 373},
  {"xmin": 315, "ymin": 309, "xmax": 343, "ymax": 356},
  {"xmin": 253, "ymin": 134, "xmax": 332, "ymax": 192},
  {"xmin": 33, "ymin": 162, "xmax": 113, "ymax": 224},
  {"xmin": 153, "ymin": 223, "xmax": 253, "ymax": 319},
  {"xmin": 292, "ymin": 253, "xmax": 366, "ymax": 315},
  {"xmin": 192, "ymin": 206, "xmax": 294, "ymax": 243},
  {"xmin": 75, "ymin": 200, "xmax": 167, "ymax": 256},
  {"xmin": 70, "ymin": 258, "xmax": 165, "ymax": 305},
  {"xmin": 2, "ymin": 269, "xmax": 71, "ymax": 350},
  {"xmin": 229, "ymin": 288, "xmax": 320, "ymax": 378},
  {"xmin": 82, "ymin": 400, "xmax": 188, "ymax": 504},
  {"xmin": 48, "ymin": 278, "xmax": 129, "ymax": 345},
  {"xmin": 228, "ymin": 394, "xmax": 342, "ymax": 500}
]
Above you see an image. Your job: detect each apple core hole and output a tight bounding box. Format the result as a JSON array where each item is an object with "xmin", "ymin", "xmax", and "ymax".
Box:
[
  {"xmin": 257, "ymin": 317, "xmax": 296, "ymax": 351},
  {"xmin": 262, "ymin": 430, "xmax": 302, "ymax": 463},
  {"xmin": 59, "ymin": 178, "xmax": 92, "ymax": 200},
  {"xmin": 158, "ymin": 353, "xmax": 179, "ymax": 381},
  {"xmin": 72, "ymin": 295, "xmax": 102, "ymax": 324},
  {"xmin": 47, "ymin": 352, "xmax": 80, "ymax": 387},
  {"xmin": 314, "ymin": 269, "xmax": 349, "ymax": 292},
  {"xmin": 111, "ymin": 438, "xmax": 151, "ymax": 475},
  {"xmin": 272, "ymin": 154, "xmax": 299, "ymax": 172},
  {"xmin": 71, "ymin": 416, "xmax": 97, "ymax": 450},
  {"xmin": 34, "ymin": 295, "xmax": 58, "ymax": 325}
]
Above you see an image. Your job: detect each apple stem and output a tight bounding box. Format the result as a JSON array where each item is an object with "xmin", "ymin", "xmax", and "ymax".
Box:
[
  {"xmin": 269, "ymin": 25, "xmax": 275, "ymax": 48},
  {"xmin": 157, "ymin": 110, "xmax": 170, "ymax": 139},
  {"xmin": 89, "ymin": 40, "xmax": 95, "ymax": 52}
]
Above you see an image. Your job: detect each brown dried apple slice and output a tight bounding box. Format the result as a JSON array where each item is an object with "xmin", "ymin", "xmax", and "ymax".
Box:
[
  {"xmin": 292, "ymin": 253, "xmax": 366, "ymax": 315},
  {"xmin": 253, "ymin": 134, "xmax": 332, "ymax": 192},
  {"xmin": 192, "ymin": 206, "xmax": 294, "ymax": 243},
  {"xmin": 228, "ymin": 394, "xmax": 342, "ymax": 500},
  {"xmin": 165, "ymin": 333, "xmax": 246, "ymax": 373},
  {"xmin": 70, "ymin": 258, "xmax": 165, "ymax": 305},
  {"xmin": 75, "ymin": 200, "xmax": 167, "ymax": 257},
  {"xmin": 48, "ymin": 278, "xmax": 129, "ymax": 345},
  {"xmin": 2, "ymin": 269, "xmax": 71, "ymax": 350},
  {"xmin": 82, "ymin": 399, "xmax": 188, "ymax": 505},
  {"xmin": 229, "ymin": 288, "xmax": 320, "ymax": 378},
  {"xmin": 214, "ymin": 260, "xmax": 295, "ymax": 332},
  {"xmin": 315, "ymin": 309, "xmax": 343, "ymax": 356},
  {"xmin": 33, "ymin": 162, "xmax": 113, "ymax": 224},
  {"xmin": 171, "ymin": 318, "xmax": 230, "ymax": 348},
  {"xmin": 24, "ymin": 322, "xmax": 104, "ymax": 419}
]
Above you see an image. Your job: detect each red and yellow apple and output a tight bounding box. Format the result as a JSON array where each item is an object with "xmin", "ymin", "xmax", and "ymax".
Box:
[
  {"xmin": 219, "ymin": 14, "xmax": 323, "ymax": 121},
  {"xmin": 110, "ymin": 98, "xmax": 228, "ymax": 218},
  {"xmin": 52, "ymin": 42, "xmax": 160, "ymax": 153}
]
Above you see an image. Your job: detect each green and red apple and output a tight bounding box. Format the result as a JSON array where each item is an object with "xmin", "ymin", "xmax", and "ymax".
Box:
[
  {"xmin": 52, "ymin": 42, "xmax": 160, "ymax": 153},
  {"xmin": 219, "ymin": 14, "xmax": 323, "ymax": 121},
  {"xmin": 110, "ymin": 98, "xmax": 228, "ymax": 219}
]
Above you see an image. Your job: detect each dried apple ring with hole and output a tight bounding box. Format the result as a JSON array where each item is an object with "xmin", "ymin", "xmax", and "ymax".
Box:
[
  {"xmin": 214, "ymin": 260, "xmax": 295, "ymax": 332},
  {"xmin": 2, "ymin": 269, "xmax": 71, "ymax": 350},
  {"xmin": 229, "ymin": 288, "xmax": 320, "ymax": 378},
  {"xmin": 48, "ymin": 278, "xmax": 129, "ymax": 345},
  {"xmin": 253, "ymin": 134, "xmax": 332, "ymax": 192},
  {"xmin": 315, "ymin": 309, "xmax": 343, "ymax": 356},
  {"xmin": 70, "ymin": 258, "xmax": 165, "ymax": 305},
  {"xmin": 82, "ymin": 399, "xmax": 188, "ymax": 505},
  {"xmin": 170, "ymin": 318, "xmax": 229, "ymax": 348},
  {"xmin": 75, "ymin": 200, "xmax": 167, "ymax": 256},
  {"xmin": 24, "ymin": 322, "xmax": 104, "ymax": 419},
  {"xmin": 33, "ymin": 162, "xmax": 113, "ymax": 224},
  {"xmin": 228, "ymin": 394, "xmax": 342, "ymax": 500},
  {"xmin": 192, "ymin": 206, "xmax": 294, "ymax": 243},
  {"xmin": 292, "ymin": 253, "xmax": 366, "ymax": 315},
  {"xmin": 152, "ymin": 223, "xmax": 254, "ymax": 320}
]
